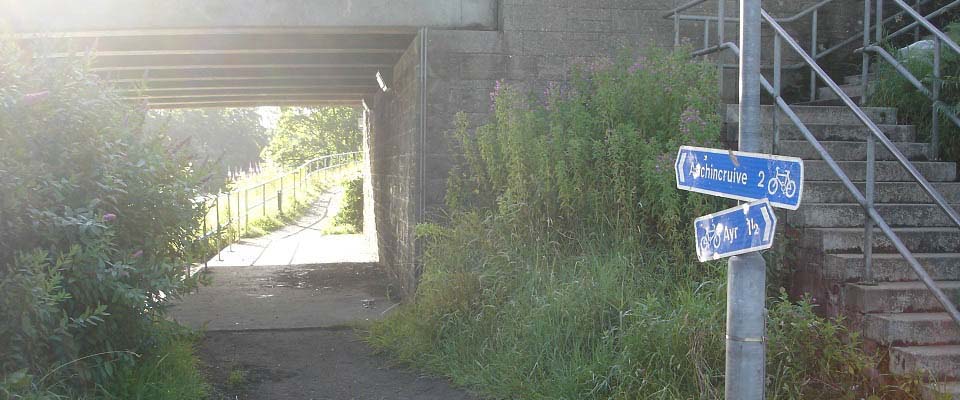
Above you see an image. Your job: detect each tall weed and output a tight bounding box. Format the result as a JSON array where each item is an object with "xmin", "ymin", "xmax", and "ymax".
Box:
[{"xmin": 370, "ymin": 50, "xmax": 914, "ymax": 398}]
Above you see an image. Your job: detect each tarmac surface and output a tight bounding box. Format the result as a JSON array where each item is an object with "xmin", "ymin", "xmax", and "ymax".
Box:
[{"xmin": 169, "ymin": 190, "xmax": 476, "ymax": 399}]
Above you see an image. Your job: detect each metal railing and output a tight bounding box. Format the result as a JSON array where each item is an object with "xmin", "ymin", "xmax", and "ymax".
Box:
[
  {"xmin": 669, "ymin": 1, "xmax": 960, "ymax": 329},
  {"xmin": 859, "ymin": 0, "xmax": 960, "ymax": 160},
  {"xmin": 664, "ymin": 0, "xmax": 948, "ymax": 102},
  {"xmin": 190, "ymin": 151, "xmax": 362, "ymax": 272}
]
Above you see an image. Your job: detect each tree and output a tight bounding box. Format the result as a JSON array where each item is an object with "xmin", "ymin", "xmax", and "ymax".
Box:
[
  {"xmin": 144, "ymin": 108, "xmax": 269, "ymax": 190},
  {"xmin": 262, "ymin": 106, "xmax": 362, "ymax": 169}
]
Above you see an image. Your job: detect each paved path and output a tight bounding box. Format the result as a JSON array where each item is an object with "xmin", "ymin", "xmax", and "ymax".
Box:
[
  {"xmin": 168, "ymin": 189, "xmax": 476, "ymax": 399},
  {"xmin": 207, "ymin": 186, "xmax": 378, "ymax": 268}
]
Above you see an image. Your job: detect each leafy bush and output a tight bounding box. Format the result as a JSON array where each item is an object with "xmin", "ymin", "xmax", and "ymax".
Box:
[
  {"xmin": 0, "ymin": 41, "xmax": 206, "ymax": 395},
  {"xmin": 330, "ymin": 177, "xmax": 363, "ymax": 234},
  {"xmin": 144, "ymin": 108, "xmax": 269, "ymax": 191},
  {"xmin": 869, "ymin": 21, "xmax": 960, "ymax": 161},
  {"xmin": 369, "ymin": 50, "xmax": 913, "ymax": 398},
  {"xmin": 261, "ymin": 107, "xmax": 362, "ymax": 169}
]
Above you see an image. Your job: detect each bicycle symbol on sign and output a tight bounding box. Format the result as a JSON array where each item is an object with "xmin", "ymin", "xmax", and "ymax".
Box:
[
  {"xmin": 767, "ymin": 167, "xmax": 798, "ymax": 198},
  {"xmin": 699, "ymin": 223, "xmax": 724, "ymax": 252}
]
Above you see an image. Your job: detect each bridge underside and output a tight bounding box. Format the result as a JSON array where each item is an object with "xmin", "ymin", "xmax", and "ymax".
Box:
[
  {"xmin": 2, "ymin": 0, "xmax": 497, "ymax": 108},
  {"xmin": 17, "ymin": 29, "xmax": 415, "ymax": 108}
]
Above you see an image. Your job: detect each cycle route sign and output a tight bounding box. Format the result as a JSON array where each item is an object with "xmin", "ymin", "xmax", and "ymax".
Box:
[
  {"xmin": 675, "ymin": 146, "xmax": 804, "ymax": 210},
  {"xmin": 694, "ymin": 199, "xmax": 777, "ymax": 262}
]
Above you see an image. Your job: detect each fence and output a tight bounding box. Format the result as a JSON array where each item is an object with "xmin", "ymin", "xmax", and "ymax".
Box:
[{"xmin": 191, "ymin": 151, "xmax": 362, "ymax": 272}]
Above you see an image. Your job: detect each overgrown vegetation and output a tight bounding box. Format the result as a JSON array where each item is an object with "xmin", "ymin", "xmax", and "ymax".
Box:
[
  {"xmin": 369, "ymin": 50, "xmax": 916, "ymax": 398},
  {"xmin": 261, "ymin": 107, "xmax": 362, "ymax": 169},
  {"xmin": 0, "ymin": 41, "xmax": 209, "ymax": 398},
  {"xmin": 327, "ymin": 177, "xmax": 364, "ymax": 235},
  {"xmin": 870, "ymin": 21, "xmax": 960, "ymax": 161}
]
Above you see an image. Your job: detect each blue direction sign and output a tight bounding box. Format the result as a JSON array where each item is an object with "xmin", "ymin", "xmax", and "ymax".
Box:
[
  {"xmin": 675, "ymin": 146, "xmax": 804, "ymax": 210},
  {"xmin": 694, "ymin": 199, "xmax": 777, "ymax": 262}
]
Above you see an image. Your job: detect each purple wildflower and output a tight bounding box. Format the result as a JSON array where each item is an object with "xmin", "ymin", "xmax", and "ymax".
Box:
[
  {"xmin": 489, "ymin": 79, "xmax": 505, "ymax": 112},
  {"xmin": 21, "ymin": 90, "xmax": 50, "ymax": 106},
  {"xmin": 628, "ymin": 62, "xmax": 644, "ymax": 74},
  {"xmin": 103, "ymin": 213, "xmax": 117, "ymax": 222}
]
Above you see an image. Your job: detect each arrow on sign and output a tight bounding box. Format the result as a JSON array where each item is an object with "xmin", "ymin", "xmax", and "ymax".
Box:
[{"xmin": 694, "ymin": 199, "xmax": 778, "ymax": 263}]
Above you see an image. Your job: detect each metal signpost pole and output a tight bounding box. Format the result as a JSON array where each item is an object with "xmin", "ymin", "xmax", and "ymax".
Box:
[{"xmin": 728, "ymin": 0, "xmax": 766, "ymax": 398}]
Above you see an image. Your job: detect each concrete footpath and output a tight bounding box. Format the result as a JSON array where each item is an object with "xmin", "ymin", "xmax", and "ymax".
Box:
[{"xmin": 168, "ymin": 191, "xmax": 476, "ymax": 399}]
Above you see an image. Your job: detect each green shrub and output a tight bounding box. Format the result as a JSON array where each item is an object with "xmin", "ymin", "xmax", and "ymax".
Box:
[
  {"xmin": 0, "ymin": 41, "xmax": 206, "ymax": 395},
  {"xmin": 261, "ymin": 107, "xmax": 362, "ymax": 169},
  {"xmin": 370, "ymin": 49, "xmax": 915, "ymax": 398},
  {"xmin": 869, "ymin": 21, "xmax": 960, "ymax": 161},
  {"xmin": 330, "ymin": 177, "xmax": 363, "ymax": 234}
]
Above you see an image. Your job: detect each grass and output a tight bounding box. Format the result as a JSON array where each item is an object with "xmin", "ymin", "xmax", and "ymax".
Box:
[
  {"xmin": 199, "ymin": 162, "xmax": 361, "ymax": 242},
  {"xmin": 96, "ymin": 327, "xmax": 210, "ymax": 400},
  {"xmin": 323, "ymin": 176, "xmax": 363, "ymax": 235},
  {"xmin": 367, "ymin": 50, "xmax": 920, "ymax": 399},
  {"xmin": 225, "ymin": 367, "xmax": 247, "ymax": 390}
]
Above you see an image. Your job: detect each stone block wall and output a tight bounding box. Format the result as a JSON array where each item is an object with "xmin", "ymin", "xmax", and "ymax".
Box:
[
  {"xmin": 372, "ymin": 0, "xmax": 866, "ymax": 297},
  {"xmin": 370, "ymin": 35, "xmax": 422, "ymax": 298}
]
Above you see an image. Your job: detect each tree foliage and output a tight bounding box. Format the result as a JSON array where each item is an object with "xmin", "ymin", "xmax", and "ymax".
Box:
[
  {"xmin": 262, "ymin": 106, "xmax": 362, "ymax": 169},
  {"xmin": 0, "ymin": 41, "xmax": 206, "ymax": 396},
  {"xmin": 145, "ymin": 108, "xmax": 268, "ymax": 190}
]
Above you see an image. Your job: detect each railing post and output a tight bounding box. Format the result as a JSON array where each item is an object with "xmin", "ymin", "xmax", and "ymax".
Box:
[
  {"xmin": 262, "ymin": 184, "xmax": 266, "ymax": 217},
  {"xmin": 278, "ymin": 190, "xmax": 283, "ymax": 216},
  {"xmin": 215, "ymin": 195, "xmax": 222, "ymax": 261},
  {"xmin": 864, "ymin": 131, "xmax": 877, "ymax": 285},
  {"xmin": 675, "ymin": 13, "xmax": 681, "ymax": 47},
  {"xmin": 862, "ymin": 0, "xmax": 873, "ymax": 105},
  {"xmin": 727, "ymin": 0, "xmax": 766, "ymax": 398},
  {"xmin": 915, "ymin": 0, "xmax": 922, "ymax": 42},
  {"xmin": 203, "ymin": 216, "xmax": 208, "ymax": 271},
  {"xmin": 809, "ymin": 9, "xmax": 819, "ymax": 102},
  {"xmin": 717, "ymin": 0, "xmax": 726, "ymax": 98},
  {"xmin": 244, "ymin": 188, "xmax": 249, "ymax": 233},
  {"xmin": 226, "ymin": 191, "xmax": 234, "ymax": 250},
  {"xmin": 774, "ymin": 34, "xmax": 782, "ymax": 154},
  {"xmin": 876, "ymin": 0, "xmax": 884, "ymax": 44},
  {"xmin": 933, "ymin": 37, "xmax": 942, "ymax": 160}
]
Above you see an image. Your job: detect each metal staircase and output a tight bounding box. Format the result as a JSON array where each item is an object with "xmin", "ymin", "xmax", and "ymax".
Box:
[{"xmin": 668, "ymin": 1, "xmax": 960, "ymax": 397}]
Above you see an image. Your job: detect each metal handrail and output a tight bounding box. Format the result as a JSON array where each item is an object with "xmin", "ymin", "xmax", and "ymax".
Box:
[
  {"xmin": 859, "ymin": 0, "xmax": 960, "ymax": 158},
  {"xmin": 687, "ymin": 15, "xmax": 960, "ymax": 328},
  {"xmin": 859, "ymin": 45, "xmax": 960, "ymax": 130},
  {"xmin": 190, "ymin": 151, "xmax": 362, "ymax": 270},
  {"xmin": 666, "ymin": 0, "xmax": 949, "ymax": 101},
  {"xmin": 761, "ymin": 9, "xmax": 960, "ymax": 328}
]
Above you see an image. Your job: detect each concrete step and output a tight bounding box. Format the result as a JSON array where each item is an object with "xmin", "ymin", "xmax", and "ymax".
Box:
[
  {"xmin": 804, "ymin": 182, "xmax": 960, "ymax": 204},
  {"xmin": 824, "ymin": 253, "xmax": 960, "ymax": 282},
  {"xmin": 724, "ymin": 104, "xmax": 898, "ymax": 125},
  {"xmin": 818, "ymin": 83, "xmax": 866, "ymax": 101},
  {"xmin": 844, "ymin": 73, "xmax": 877, "ymax": 86},
  {"xmin": 891, "ymin": 345, "xmax": 960, "ymax": 381},
  {"xmin": 805, "ymin": 160, "xmax": 957, "ymax": 182},
  {"xmin": 788, "ymin": 203, "xmax": 960, "ymax": 228},
  {"xmin": 778, "ymin": 140, "xmax": 930, "ymax": 161},
  {"xmin": 803, "ymin": 227, "xmax": 960, "ymax": 254},
  {"xmin": 922, "ymin": 382, "xmax": 960, "ymax": 400},
  {"xmin": 846, "ymin": 281, "xmax": 960, "ymax": 313},
  {"xmin": 724, "ymin": 123, "xmax": 916, "ymax": 142},
  {"xmin": 865, "ymin": 313, "xmax": 960, "ymax": 346}
]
